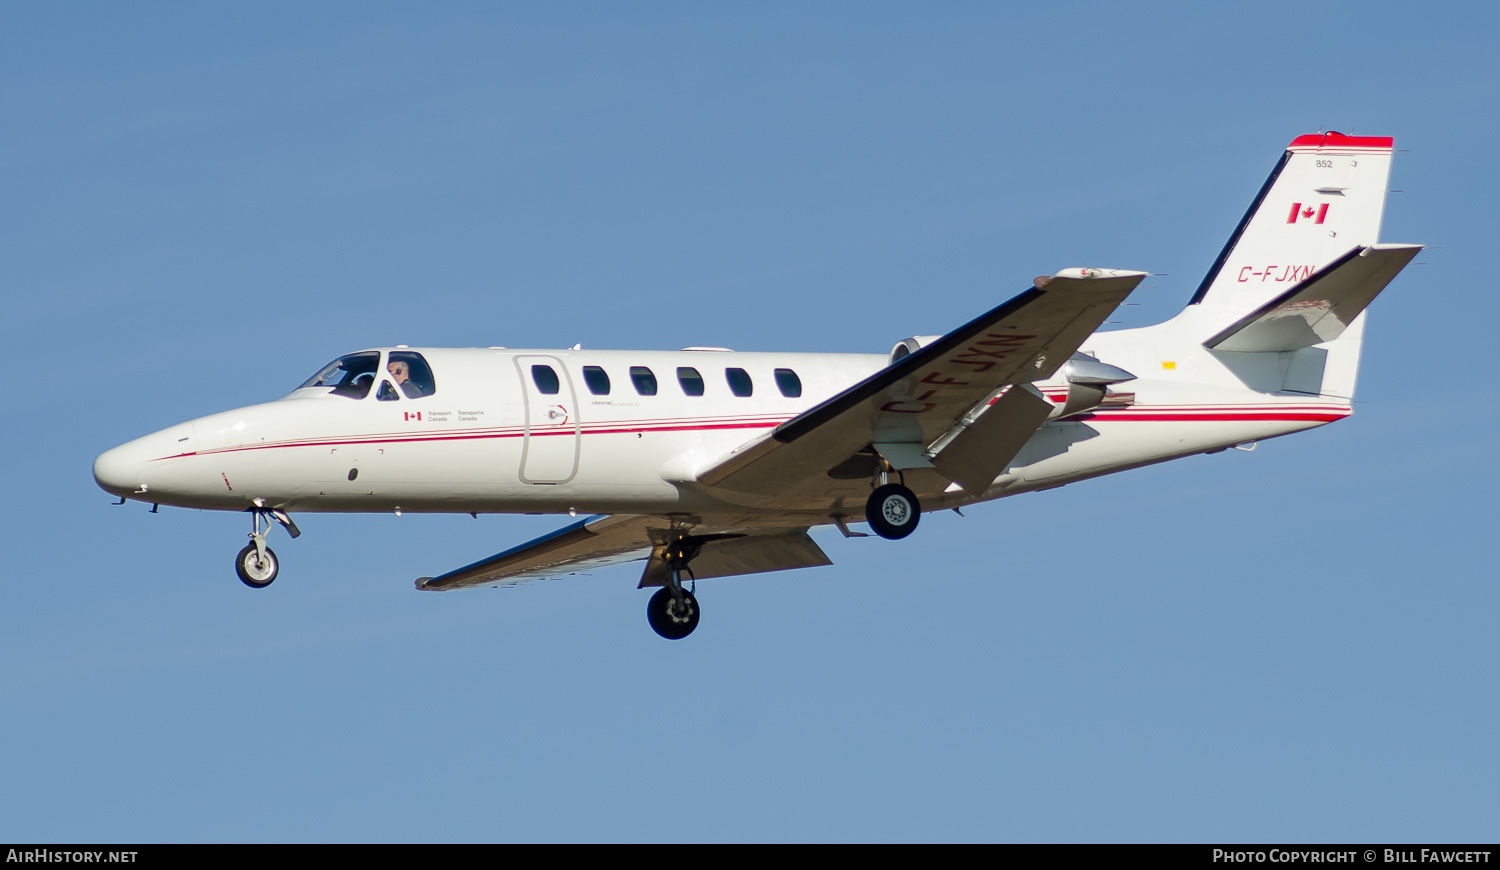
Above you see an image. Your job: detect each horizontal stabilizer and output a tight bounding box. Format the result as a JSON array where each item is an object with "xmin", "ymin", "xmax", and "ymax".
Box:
[{"xmin": 1204, "ymin": 244, "xmax": 1421, "ymax": 353}]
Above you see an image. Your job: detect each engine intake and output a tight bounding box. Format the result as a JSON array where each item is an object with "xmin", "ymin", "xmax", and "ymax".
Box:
[{"xmin": 889, "ymin": 335, "xmax": 943, "ymax": 365}]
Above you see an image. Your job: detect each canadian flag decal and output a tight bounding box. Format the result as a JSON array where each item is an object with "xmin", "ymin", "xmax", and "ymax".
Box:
[
  {"xmin": 404, "ymin": 411, "xmax": 422, "ymax": 421},
  {"xmin": 1286, "ymin": 202, "xmax": 1330, "ymax": 224}
]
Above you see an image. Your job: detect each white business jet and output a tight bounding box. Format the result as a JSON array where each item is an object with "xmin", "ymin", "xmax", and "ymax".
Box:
[{"xmin": 94, "ymin": 132, "xmax": 1421, "ymax": 639}]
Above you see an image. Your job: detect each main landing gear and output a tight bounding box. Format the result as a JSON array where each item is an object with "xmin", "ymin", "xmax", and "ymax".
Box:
[
  {"xmin": 646, "ymin": 535, "xmax": 702, "ymax": 640},
  {"xmin": 235, "ymin": 505, "xmax": 299, "ymax": 589},
  {"xmin": 864, "ymin": 471, "xmax": 921, "ymax": 541}
]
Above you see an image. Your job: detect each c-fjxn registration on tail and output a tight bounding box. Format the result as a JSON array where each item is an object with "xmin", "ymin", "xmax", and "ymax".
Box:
[{"xmin": 95, "ymin": 133, "xmax": 1421, "ymax": 639}]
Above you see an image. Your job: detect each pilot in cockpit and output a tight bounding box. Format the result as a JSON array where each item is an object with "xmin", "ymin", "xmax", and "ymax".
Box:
[
  {"xmin": 388, "ymin": 360, "xmax": 425, "ymax": 398},
  {"xmin": 351, "ymin": 373, "xmax": 375, "ymax": 399}
]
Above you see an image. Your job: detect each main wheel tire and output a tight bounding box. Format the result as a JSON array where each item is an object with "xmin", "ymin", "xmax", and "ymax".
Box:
[
  {"xmin": 646, "ymin": 587, "xmax": 700, "ymax": 640},
  {"xmin": 235, "ymin": 543, "xmax": 279, "ymax": 589},
  {"xmin": 866, "ymin": 483, "xmax": 921, "ymax": 540}
]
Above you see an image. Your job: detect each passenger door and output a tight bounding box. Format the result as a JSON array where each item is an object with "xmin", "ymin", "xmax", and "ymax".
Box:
[{"xmin": 514, "ymin": 355, "xmax": 580, "ymax": 483}]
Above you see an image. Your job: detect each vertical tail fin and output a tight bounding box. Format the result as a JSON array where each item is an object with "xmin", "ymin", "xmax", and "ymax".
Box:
[{"xmin": 1189, "ymin": 132, "xmax": 1396, "ymax": 329}]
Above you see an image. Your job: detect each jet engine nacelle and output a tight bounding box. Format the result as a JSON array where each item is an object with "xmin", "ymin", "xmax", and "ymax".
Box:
[
  {"xmin": 1048, "ymin": 353, "xmax": 1137, "ymax": 420},
  {"xmin": 889, "ymin": 335, "xmax": 944, "ymax": 365}
]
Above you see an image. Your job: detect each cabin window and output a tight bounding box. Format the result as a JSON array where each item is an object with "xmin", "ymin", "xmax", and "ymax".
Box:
[
  {"xmin": 677, "ymin": 367, "xmax": 705, "ymax": 397},
  {"xmin": 583, "ymin": 366, "xmax": 611, "ymax": 396},
  {"xmin": 299, "ymin": 352, "xmax": 381, "ymax": 399},
  {"xmin": 726, "ymin": 367, "xmax": 753, "ymax": 397},
  {"xmin": 532, "ymin": 365, "xmax": 561, "ymax": 395},
  {"xmin": 631, "ymin": 366, "xmax": 658, "ymax": 396},
  {"xmin": 387, "ymin": 351, "xmax": 435, "ymax": 399},
  {"xmin": 774, "ymin": 368, "xmax": 802, "ymax": 398}
]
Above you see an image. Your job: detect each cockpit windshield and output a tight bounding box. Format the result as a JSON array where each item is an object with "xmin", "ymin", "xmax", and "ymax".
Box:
[
  {"xmin": 296, "ymin": 351, "xmax": 437, "ymax": 400},
  {"xmin": 299, "ymin": 353, "xmax": 381, "ymax": 399}
]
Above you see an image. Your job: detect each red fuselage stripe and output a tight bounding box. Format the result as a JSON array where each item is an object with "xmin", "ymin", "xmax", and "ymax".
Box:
[{"xmin": 148, "ymin": 408, "xmax": 1349, "ymax": 462}]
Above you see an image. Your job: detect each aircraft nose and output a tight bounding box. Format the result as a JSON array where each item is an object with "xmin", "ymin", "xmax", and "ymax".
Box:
[
  {"xmin": 93, "ymin": 422, "xmax": 194, "ymax": 498},
  {"xmin": 93, "ymin": 442, "xmax": 146, "ymax": 497}
]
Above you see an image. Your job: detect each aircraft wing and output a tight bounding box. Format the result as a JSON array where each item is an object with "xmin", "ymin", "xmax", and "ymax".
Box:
[
  {"xmin": 415, "ymin": 514, "xmax": 832, "ymax": 591},
  {"xmin": 693, "ymin": 268, "xmax": 1147, "ymax": 501}
]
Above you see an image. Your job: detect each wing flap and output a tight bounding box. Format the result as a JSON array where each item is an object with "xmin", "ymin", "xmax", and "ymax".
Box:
[
  {"xmin": 1205, "ymin": 244, "xmax": 1421, "ymax": 352},
  {"xmin": 930, "ymin": 383, "xmax": 1056, "ymax": 494},
  {"xmin": 637, "ymin": 530, "xmax": 832, "ymax": 588}
]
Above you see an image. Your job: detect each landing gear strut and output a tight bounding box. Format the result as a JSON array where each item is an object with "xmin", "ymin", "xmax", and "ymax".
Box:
[
  {"xmin": 235, "ymin": 505, "xmax": 299, "ymax": 589},
  {"xmin": 646, "ymin": 535, "xmax": 701, "ymax": 640}
]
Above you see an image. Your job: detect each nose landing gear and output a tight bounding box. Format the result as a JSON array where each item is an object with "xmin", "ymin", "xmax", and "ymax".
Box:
[{"xmin": 235, "ymin": 505, "xmax": 299, "ymax": 589}]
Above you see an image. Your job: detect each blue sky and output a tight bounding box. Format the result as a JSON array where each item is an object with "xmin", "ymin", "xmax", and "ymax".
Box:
[{"xmin": 4, "ymin": 1, "xmax": 1496, "ymax": 843}]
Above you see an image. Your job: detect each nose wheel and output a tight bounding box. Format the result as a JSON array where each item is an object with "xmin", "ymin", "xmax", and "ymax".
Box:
[
  {"xmin": 234, "ymin": 506, "xmax": 298, "ymax": 589},
  {"xmin": 235, "ymin": 543, "xmax": 279, "ymax": 588}
]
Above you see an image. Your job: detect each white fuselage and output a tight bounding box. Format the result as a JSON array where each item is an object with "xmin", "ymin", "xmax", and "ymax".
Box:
[{"xmin": 93, "ymin": 311, "xmax": 1356, "ymax": 525}]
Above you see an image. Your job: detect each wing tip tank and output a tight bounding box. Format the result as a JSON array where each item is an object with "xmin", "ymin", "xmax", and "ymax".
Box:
[{"xmin": 1049, "ymin": 268, "xmax": 1150, "ymax": 282}]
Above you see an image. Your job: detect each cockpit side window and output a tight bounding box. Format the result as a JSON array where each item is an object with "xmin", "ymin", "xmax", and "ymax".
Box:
[
  {"xmin": 301, "ymin": 353, "xmax": 382, "ymax": 399},
  {"xmin": 387, "ymin": 351, "xmax": 435, "ymax": 399}
]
